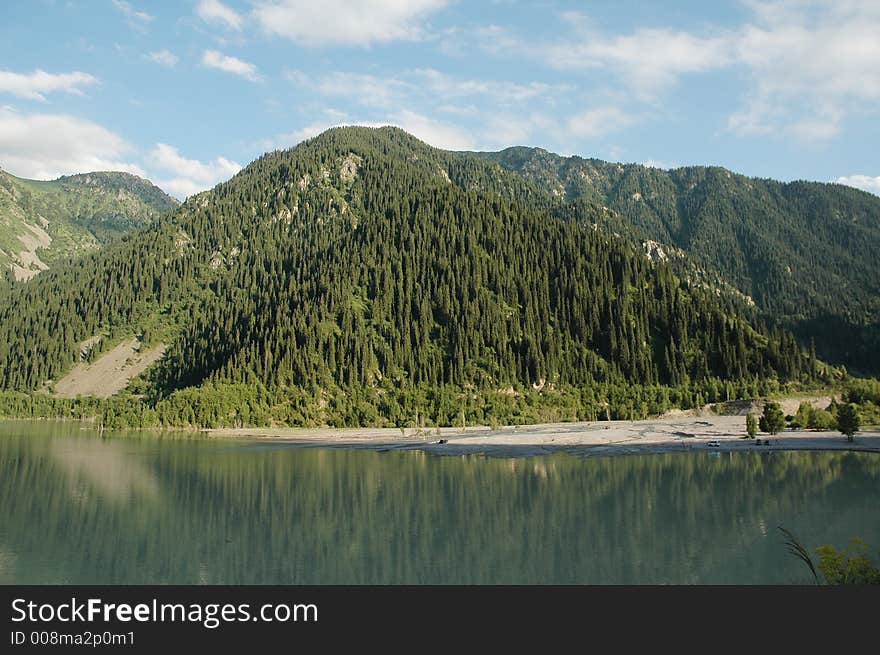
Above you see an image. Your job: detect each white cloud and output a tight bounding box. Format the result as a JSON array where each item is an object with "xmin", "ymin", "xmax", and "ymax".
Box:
[
  {"xmin": 392, "ymin": 109, "xmax": 475, "ymax": 150},
  {"xmin": 414, "ymin": 69, "xmax": 570, "ymax": 104},
  {"xmin": 0, "ymin": 107, "xmax": 143, "ymax": 179},
  {"xmin": 282, "ymin": 66, "xmax": 586, "ymax": 150},
  {"xmin": 253, "ymin": 0, "xmax": 448, "ymax": 46},
  {"xmin": 202, "ymin": 50, "xmax": 261, "ymax": 82},
  {"xmin": 566, "ymin": 107, "xmax": 636, "ymax": 139},
  {"xmin": 0, "ymin": 69, "xmax": 99, "ymax": 101},
  {"xmin": 286, "ymin": 70, "xmax": 411, "ymax": 108},
  {"xmin": 467, "ymin": 2, "xmax": 879, "ymax": 144},
  {"xmin": 287, "ymin": 68, "xmax": 570, "ymax": 108},
  {"xmin": 642, "ymin": 160, "xmax": 679, "ymax": 170},
  {"xmin": 461, "ymin": 24, "xmax": 521, "ymax": 57},
  {"xmin": 532, "ymin": 3, "xmax": 880, "ymax": 142},
  {"xmin": 728, "ymin": 1, "xmax": 880, "ymax": 141},
  {"xmin": 536, "ymin": 13, "xmax": 733, "ymax": 98},
  {"xmin": 835, "ymin": 174, "xmax": 880, "ymax": 196},
  {"xmin": 148, "ymin": 50, "xmax": 179, "ymax": 67},
  {"xmin": 111, "ymin": 0, "xmax": 153, "ymax": 24},
  {"xmin": 482, "ymin": 113, "xmax": 548, "ymax": 146},
  {"xmin": 146, "ymin": 143, "xmax": 241, "ymax": 199},
  {"xmin": 196, "ymin": 0, "xmax": 243, "ymax": 31},
  {"xmin": 786, "ymin": 115, "xmax": 843, "ymax": 142}
]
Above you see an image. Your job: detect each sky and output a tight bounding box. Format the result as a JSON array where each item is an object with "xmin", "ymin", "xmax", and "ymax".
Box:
[{"xmin": 1, "ymin": 0, "xmax": 878, "ymax": 199}]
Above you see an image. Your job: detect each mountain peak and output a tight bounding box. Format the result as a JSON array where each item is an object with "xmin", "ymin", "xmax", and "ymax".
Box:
[{"xmin": 0, "ymin": 168, "xmax": 178, "ymax": 282}]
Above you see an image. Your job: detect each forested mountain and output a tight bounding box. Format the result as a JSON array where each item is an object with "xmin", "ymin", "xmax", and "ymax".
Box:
[
  {"xmin": 475, "ymin": 147, "xmax": 880, "ymax": 371},
  {"xmin": 0, "ymin": 127, "xmax": 816, "ymax": 428},
  {"xmin": 0, "ymin": 168, "xmax": 177, "ymax": 281}
]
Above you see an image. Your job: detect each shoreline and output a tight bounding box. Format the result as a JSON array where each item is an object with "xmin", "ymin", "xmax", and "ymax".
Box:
[{"xmin": 206, "ymin": 415, "xmax": 880, "ymax": 458}]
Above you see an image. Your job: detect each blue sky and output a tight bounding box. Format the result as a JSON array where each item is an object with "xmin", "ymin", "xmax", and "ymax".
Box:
[{"xmin": 1, "ymin": 0, "xmax": 878, "ymax": 198}]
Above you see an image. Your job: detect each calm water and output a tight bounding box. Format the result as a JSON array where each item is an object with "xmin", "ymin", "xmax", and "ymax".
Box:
[{"xmin": 1, "ymin": 420, "xmax": 878, "ymax": 584}]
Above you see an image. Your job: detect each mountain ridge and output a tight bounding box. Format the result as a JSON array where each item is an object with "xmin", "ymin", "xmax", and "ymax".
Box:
[
  {"xmin": 0, "ymin": 126, "xmax": 815, "ymax": 429},
  {"xmin": 0, "ymin": 168, "xmax": 178, "ymax": 282},
  {"xmin": 473, "ymin": 144, "xmax": 880, "ymax": 371}
]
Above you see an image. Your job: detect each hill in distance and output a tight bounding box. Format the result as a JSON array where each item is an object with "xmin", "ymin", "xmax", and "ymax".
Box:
[
  {"xmin": 474, "ymin": 147, "xmax": 880, "ymax": 372},
  {"xmin": 0, "ymin": 127, "xmax": 817, "ymax": 429},
  {"xmin": 0, "ymin": 168, "xmax": 178, "ymax": 282}
]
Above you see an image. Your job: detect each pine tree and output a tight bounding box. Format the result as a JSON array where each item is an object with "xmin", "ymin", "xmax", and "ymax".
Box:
[
  {"xmin": 837, "ymin": 403, "xmax": 861, "ymax": 442},
  {"xmin": 759, "ymin": 401, "xmax": 785, "ymax": 435},
  {"xmin": 746, "ymin": 412, "xmax": 757, "ymax": 438}
]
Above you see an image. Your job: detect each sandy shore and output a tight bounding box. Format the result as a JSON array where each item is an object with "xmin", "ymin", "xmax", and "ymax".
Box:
[{"xmin": 205, "ymin": 414, "xmax": 880, "ymax": 458}]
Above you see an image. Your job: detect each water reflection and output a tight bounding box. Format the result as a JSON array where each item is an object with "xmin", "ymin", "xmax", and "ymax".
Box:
[
  {"xmin": 50, "ymin": 438, "xmax": 159, "ymax": 504},
  {"xmin": 0, "ymin": 420, "xmax": 878, "ymax": 584}
]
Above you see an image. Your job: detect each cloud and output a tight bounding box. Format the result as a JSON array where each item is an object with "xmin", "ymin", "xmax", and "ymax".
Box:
[
  {"xmin": 470, "ymin": 2, "xmax": 879, "ymax": 144},
  {"xmin": 541, "ymin": 3, "xmax": 880, "ymax": 142},
  {"xmin": 0, "ymin": 69, "xmax": 99, "ymax": 101},
  {"xmin": 202, "ymin": 50, "xmax": 261, "ymax": 82},
  {"xmin": 391, "ymin": 109, "xmax": 475, "ymax": 150},
  {"xmin": 148, "ymin": 50, "xmax": 179, "ymax": 67},
  {"xmin": 530, "ymin": 13, "xmax": 733, "ymax": 99},
  {"xmin": 451, "ymin": 24, "xmax": 521, "ymax": 57},
  {"xmin": 835, "ymin": 174, "xmax": 880, "ymax": 196},
  {"xmin": 482, "ymin": 113, "xmax": 552, "ymax": 146},
  {"xmin": 146, "ymin": 143, "xmax": 241, "ymax": 199},
  {"xmin": 641, "ymin": 159, "xmax": 679, "ymax": 170},
  {"xmin": 414, "ymin": 69, "xmax": 571, "ymax": 104},
  {"xmin": 0, "ymin": 107, "xmax": 142, "ymax": 179},
  {"xmin": 785, "ymin": 115, "xmax": 843, "ymax": 142},
  {"xmin": 286, "ymin": 70, "xmax": 411, "ymax": 108},
  {"xmin": 196, "ymin": 0, "xmax": 243, "ymax": 31},
  {"xmin": 566, "ymin": 107, "xmax": 636, "ymax": 139},
  {"xmin": 276, "ymin": 65, "xmax": 622, "ymax": 152},
  {"xmin": 253, "ymin": 0, "xmax": 448, "ymax": 46},
  {"xmin": 727, "ymin": 1, "xmax": 880, "ymax": 141},
  {"xmin": 111, "ymin": 0, "xmax": 153, "ymax": 24},
  {"xmin": 287, "ymin": 68, "xmax": 569, "ymax": 108}
]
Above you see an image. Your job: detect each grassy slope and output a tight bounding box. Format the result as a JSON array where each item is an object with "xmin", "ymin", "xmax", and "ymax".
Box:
[{"xmin": 0, "ymin": 169, "xmax": 178, "ymax": 279}]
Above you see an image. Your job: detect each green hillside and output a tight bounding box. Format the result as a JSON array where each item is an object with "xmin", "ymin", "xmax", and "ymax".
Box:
[
  {"xmin": 0, "ymin": 127, "xmax": 813, "ymax": 428},
  {"xmin": 475, "ymin": 147, "xmax": 880, "ymax": 371},
  {"xmin": 0, "ymin": 168, "xmax": 178, "ymax": 282}
]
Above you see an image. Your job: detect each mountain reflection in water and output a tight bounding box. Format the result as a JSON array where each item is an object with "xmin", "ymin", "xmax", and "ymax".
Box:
[{"xmin": 1, "ymin": 420, "xmax": 878, "ymax": 584}]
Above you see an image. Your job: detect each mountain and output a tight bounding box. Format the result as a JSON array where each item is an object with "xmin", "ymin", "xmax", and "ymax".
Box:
[
  {"xmin": 0, "ymin": 127, "xmax": 812, "ymax": 428},
  {"xmin": 0, "ymin": 168, "xmax": 178, "ymax": 282},
  {"xmin": 474, "ymin": 147, "xmax": 880, "ymax": 372}
]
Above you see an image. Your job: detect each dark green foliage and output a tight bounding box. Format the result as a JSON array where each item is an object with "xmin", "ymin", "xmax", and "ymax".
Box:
[
  {"xmin": 844, "ymin": 378, "xmax": 880, "ymax": 405},
  {"xmin": 746, "ymin": 412, "xmax": 757, "ymax": 437},
  {"xmin": 480, "ymin": 148, "xmax": 880, "ymax": 373},
  {"xmin": 792, "ymin": 401, "xmax": 812, "ymax": 429},
  {"xmin": 759, "ymin": 401, "xmax": 786, "ymax": 434},
  {"xmin": 0, "ymin": 377, "xmax": 791, "ymax": 430},
  {"xmin": 837, "ymin": 403, "xmax": 861, "ymax": 440},
  {"xmin": 806, "ymin": 406, "xmax": 835, "ymax": 430},
  {"xmin": 0, "ymin": 168, "xmax": 177, "ymax": 277},
  {"xmin": 0, "ymin": 127, "xmax": 819, "ymax": 428},
  {"xmin": 50, "ymin": 171, "xmax": 179, "ymax": 238}
]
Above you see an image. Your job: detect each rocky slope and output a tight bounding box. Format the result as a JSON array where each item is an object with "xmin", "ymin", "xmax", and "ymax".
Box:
[{"xmin": 0, "ymin": 168, "xmax": 177, "ymax": 281}]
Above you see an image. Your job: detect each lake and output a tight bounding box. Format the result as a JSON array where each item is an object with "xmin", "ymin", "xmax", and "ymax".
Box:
[{"xmin": 1, "ymin": 420, "xmax": 878, "ymax": 584}]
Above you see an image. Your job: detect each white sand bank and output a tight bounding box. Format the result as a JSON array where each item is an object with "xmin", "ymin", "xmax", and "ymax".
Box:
[{"xmin": 206, "ymin": 414, "xmax": 880, "ymax": 458}]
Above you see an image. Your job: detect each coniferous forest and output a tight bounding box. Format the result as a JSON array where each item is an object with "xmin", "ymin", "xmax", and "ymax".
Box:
[
  {"xmin": 0, "ymin": 127, "xmax": 864, "ymax": 429},
  {"xmin": 478, "ymin": 146, "xmax": 880, "ymax": 371}
]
